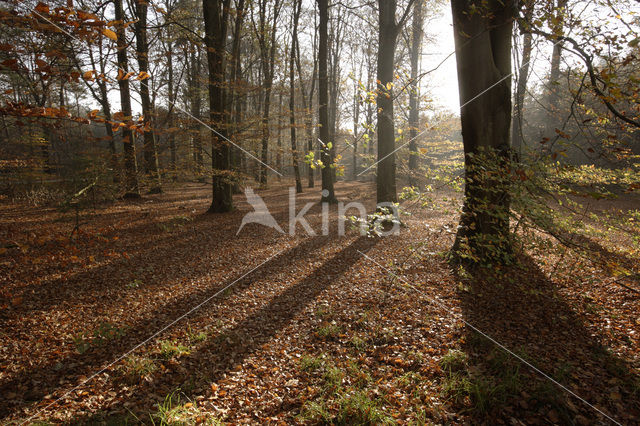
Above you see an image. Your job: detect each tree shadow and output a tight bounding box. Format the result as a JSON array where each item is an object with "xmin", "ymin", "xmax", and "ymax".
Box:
[
  {"xmin": 87, "ymin": 235, "xmax": 378, "ymax": 422},
  {"xmin": 0, "ymin": 234, "xmax": 377, "ymax": 422},
  {"xmin": 453, "ymin": 254, "xmax": 640, "ymax": 423}
]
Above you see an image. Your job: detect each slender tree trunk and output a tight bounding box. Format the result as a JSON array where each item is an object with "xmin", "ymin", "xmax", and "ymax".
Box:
[
  {"xmin": 451, "ymin": 0, "xmax": 514, "ymax": 262},
  {"xmin": 376, "ymin": 0, "xmax": 399, "ymax": 204},
  {"xmin": 512, "ymin": 5, "xmax": 533, "ymax": 158},
  {"xmin": 408, "ymin": 0, "xmax": 423, "ymax": 175},
  {"xmin": 100, "ymin": 96, "xmax": 118, "ymax": 183},
  {"xmin": 276, "ymin": 90, "xmax": 283, "ymax": 179},
  {"xmin": 351, "ymin": 63, "xmax": 360, "ymax": 180},
  {"xmin": 546, "ymin": 0, "xmax": 568, "ymax": 141},
  {"xmin": 203, "ymin": 0, "xmax": 233, "ymax": 212},
  {"xmin": 229, "ymin": 0, "xmax": 246, "ymax": 173},
  {"xmin": 318, "ymin": 0, "xmax": 336, "ymax": 203},
  {"xmin": 134, "ymin": 0, "xmax": 162, "ymax": 193},
  {"xmin": 290, "ymin": 0, "xmax": 303, "ymax": 193},
  {"xmin": 295, "ymin": 25, "xmax": 317, "ymax": 188},
  {"xmin": 256, "ymin": 0, "xmax": 281, "ymax": 185},
  {"xmin": 115, "ymin": 0, "xmax": 140, "ymax": 198},
  {"xmin": 167, "ymin": 41, "xmax": 177, "ymax": 181}
]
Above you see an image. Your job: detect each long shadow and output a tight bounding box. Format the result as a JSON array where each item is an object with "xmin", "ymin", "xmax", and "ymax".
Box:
[
  {"xmin": 0, "ymin": 233, "xmax": 356, "ymax": 420},
  {"xmin": 562, "ymin": 230, "xmax": 640, "ymax": 288},
  {"xmin": 2, "ymin": 184, "xmax": 323, "ymax": 317},
  {"xmin": 456, "ymin": 254, "xmax": 640, "ymax": 423},
  {"xmin": 68, "ymin": 236, "xmax": 378, "ymax": 423}
]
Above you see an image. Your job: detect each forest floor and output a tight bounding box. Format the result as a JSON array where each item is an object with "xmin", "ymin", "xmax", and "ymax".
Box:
[{"xmin": 1, "ymin": 179, "xmax": 639, "ymax": 425}]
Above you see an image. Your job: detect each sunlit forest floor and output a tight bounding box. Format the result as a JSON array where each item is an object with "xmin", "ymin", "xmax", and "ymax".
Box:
[{"xmin": 1, "ymin": 179, "xmax": 639, "ymax": 424}]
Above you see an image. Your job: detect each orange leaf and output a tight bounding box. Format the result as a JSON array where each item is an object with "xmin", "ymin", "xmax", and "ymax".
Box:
[
  {"xmin": 34, "ymin": 2, "xmax": 49, "ymax": 14},
  {"xmin": 83, "ymin": 70, "xmax": 94, "ymax": 81},
  {"xmin": 136, "ymin": 71, "xmax": 150, "ymax": 80},
  {"xmin": 102, "ymin": 28, "xmax": 117, "ymax": 41}
]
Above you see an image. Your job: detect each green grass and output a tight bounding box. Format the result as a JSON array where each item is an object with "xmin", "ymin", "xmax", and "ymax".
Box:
[
  {"xmin": 317, "ymin": 321, "xmax": 342, "ymax": 340},
  {"xmin": 158, "ymin": 340, "xmax": 190, "ymax": 360},
  {"xmin": 150, "ymin": 391, "xmax": 222, "ymax": 425},
  {"xmin": 117, "ymin": 355, "xmax": 157, "ymax": 384},
  {"xmin": 322, "ymin": 365, "xmax": 344, "ymax": 394},
  {"xmin": 335, "ymin": 390, "xmax": 394, "ymax": 425},
  {"xmin": 439, "ymin": 349, "xmax": 467, "ymax": 373},
  {"xmin": 299, "ymin": 355, "xmax": 324, "ymax": 372}
]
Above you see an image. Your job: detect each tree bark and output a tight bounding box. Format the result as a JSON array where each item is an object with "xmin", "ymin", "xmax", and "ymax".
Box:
[
  {"xmin": 255, "ymin": 0, "xmax": 281, "ymax": 185},
  {"xmin": 546, "ymin": 0, "xmax": 568, "ymax": 140},
  {"xmin": 408, "ymin": 0, "xmax": 423, "ymax": 174},
  {"xmin": 290, "ymin": 0, "xmax": 303, "ymax": 193},
  {"xmin": 376, "ymin": 0, "xmax": 400, "ymax": 204},
  {"xmin": 318, "ymin": 0, "xmax": 337, "ymax": 203},
  {"xmin": 451, "ymin": 0, "xmax": 514, "ymax": 263},
  {"xmin": 203, "ymin": 0, "xmax": 233, "ymax": 212},
  {"xmin": 115, "ymin": 0, "xmax": 140, "ymax": 198},
  {"xmin": 512, "ymin": 4, "xmax": 533, "ymax": 158},
  {"xmin": 134, "ymin": 0, "xmax": 162, "ymax": 193}
]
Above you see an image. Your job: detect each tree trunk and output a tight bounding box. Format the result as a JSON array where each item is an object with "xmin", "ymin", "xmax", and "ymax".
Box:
[
  {"xmin": 545, "ymin": 0, "xmax": 568, "ymax": 141},
  {"xmin": 256, "ymin": 0, "xmax": 281, "ymax": 185},
  {"xmin": 451, "ymin": 0, "xmax": 514, "ymax": 263},
  {"xmin": 511, "ymin": 4, "xmax": 533, "ymax": 158},
  {"xmin": 229, "ymin": 0, "xmax": 246, "ymax": 173},
  {"xmin": 318, "ymin": 0, "xmax": 336, "ymax": 203},
  {"xmin": 203, "ymin": 0, "xmax": 233, "ymax": 212},
  {"xmin": 134, "ymin": 0, "xmax": 162, "ymax": 193},
  {"xmin": 290, "ymin": 0, "xmax": 303, "ymax": 193},
  {"xmin": 277, "ymin": 90, "xmax": 283, "ymax": 179},
  {"xmin": 351, "ymin": 61, "xmax": 361, "ymax": 181},
  {"xmin": 376, "ymin": 0, "xmax": 399, "ymax": 204},
  {"xmin": 115, "ymin": 0, "xmax": 140, "ymax": 198},
  {"xmin": 295, "ymin": 22, "xmax": 317, "ymax": 188},
  {"xmin": 408, "ymin": 0, "xmax": 423, "ymax": 174},
  {"xmin": 166, "ymin": 40, "xmax": 177, "ymax": 181}
]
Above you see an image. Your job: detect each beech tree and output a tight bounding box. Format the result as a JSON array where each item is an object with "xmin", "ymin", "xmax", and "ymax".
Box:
[
  {"xmin": 375, "ymin": 0, "xmax": 415, "ymax": 204},
  {"xmin": 289, "ymin": 0, "xmax": 303, "ymax": 193},
  {"xmin": 134, "ymin": 0, "xmax": 162, "ymax": 193},
  {"xmin": 450, "ymin": 0, "xmax": 514, "ymax": 262},
  {"xmin": 115, "ymin": 0, "xmax": 140, "ymax": 198},
  {"xmin": 318, "ymin": 0, "xmax": 337, "ymax": 203},
  {"xmin": 203, "ymin": 0, "xmax": 233, "ymax": 212}
]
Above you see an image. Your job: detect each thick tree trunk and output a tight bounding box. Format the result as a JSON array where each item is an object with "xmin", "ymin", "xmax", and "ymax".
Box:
[
  {"xmin": 451, "ymin": 0, "xmax": 514, "ymax": 263},
  {"xmin": 134, "ymin": 0, "xmax": 162, "ymax": 193},
  {"xmin": 290, "ymin": 0, "xmax": 303, "ymax": 193},
  {"xmin": 115, "ymin": 0, "xmax": 140, "ymax": 198},
  {"xmin": 408, "ymin": 0, "xmax": 423, "ymax": 174},
  {"xmin": 376, "ymin": 0, "xmax": 399, "ymax": 204},
  {"xmin": 203, "ymin": 0, "xmax": 233, "ymax": 212},
  {"xmin": 318, "ymin": 0, "xmax": 337, "ymax": 203}
]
